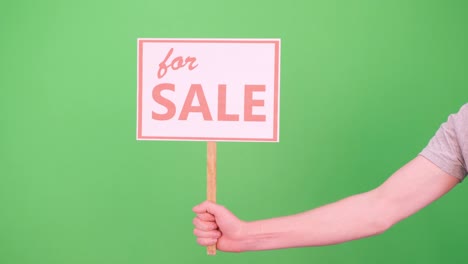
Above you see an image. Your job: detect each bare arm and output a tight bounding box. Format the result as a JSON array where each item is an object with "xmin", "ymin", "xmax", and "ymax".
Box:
[{"xmin": 192, "ymin": 156, "xmax": 459, "ymax": 252}]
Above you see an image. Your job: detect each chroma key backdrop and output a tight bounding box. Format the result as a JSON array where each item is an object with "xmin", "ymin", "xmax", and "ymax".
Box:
[{"xmin": 1, "ymin": 1, "xmax": 468, "ymax": 264}]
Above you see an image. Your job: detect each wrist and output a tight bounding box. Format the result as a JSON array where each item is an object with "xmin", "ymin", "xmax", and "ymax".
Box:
[
  {"xmin": 237, "ymin": 221, "xmax": 255, "ymax": 252},
  {"xmin": 237, "ymin": 220, "xmax": 278, "ymax": 252}
]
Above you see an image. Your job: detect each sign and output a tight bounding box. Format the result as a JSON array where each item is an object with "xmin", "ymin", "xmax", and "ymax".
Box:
[{"xmin": 137, "ymin": 38, "xmax": 281, "ymax": 142}]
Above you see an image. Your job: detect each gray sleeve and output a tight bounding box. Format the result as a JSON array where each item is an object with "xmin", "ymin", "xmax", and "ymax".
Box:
[{"xmin": 419, "ymin": 104, "xmax": 467, "ymax": 181}]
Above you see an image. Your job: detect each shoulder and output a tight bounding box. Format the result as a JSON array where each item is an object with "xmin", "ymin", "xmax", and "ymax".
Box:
[
  {"xmin": 445, "ymin": 103, "xmax": 468, "ymax": 128},
  {"xmin": 458, "ymin": 103, "xmax": 468, "ymax": 114},
  {"xmin": 453, "ymin": 103, "xmax": 468, "ymax": 128},
  {"xmin": 460, "ymin": 103, "xmax": 468, "ymax": 116}
]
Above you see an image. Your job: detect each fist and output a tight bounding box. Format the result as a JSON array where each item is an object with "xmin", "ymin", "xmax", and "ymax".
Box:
[{"xmin": 192, "ymin": 201, "xmax": 247, "ymax": 252}]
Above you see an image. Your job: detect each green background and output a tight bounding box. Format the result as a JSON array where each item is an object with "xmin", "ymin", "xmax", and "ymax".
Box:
[{"xmin": 1, "ymin": 0, "xmax": 467, "ymax": 263}]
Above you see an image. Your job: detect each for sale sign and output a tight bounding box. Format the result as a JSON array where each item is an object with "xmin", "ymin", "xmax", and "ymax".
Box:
[{"xmin": 137, "ymin": 38, "xmax": 281, "ymax": 142}]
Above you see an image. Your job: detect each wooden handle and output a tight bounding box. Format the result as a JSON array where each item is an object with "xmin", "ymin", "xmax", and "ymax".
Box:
[{"xmin": 206, "ymin": 141, "xmax": 217, "ymax": 255}]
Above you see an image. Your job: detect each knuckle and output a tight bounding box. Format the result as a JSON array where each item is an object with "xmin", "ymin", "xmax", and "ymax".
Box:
[
  {"xmin": 210, "ymin": 222, "xmax": 218, "ymax": 230},
  {"xmin": 205, "ymin": 222, "xmax": 214, "ymax": 230},
  {"xmin": 197, "ymin": 238, "xmax": 215, "ymax": 246},
  {"xmin": 198, "ymin": 213, "xmax": 208, "ymax": 220},
  {"xmin": 199, "ymin": 222, "xmax": 210, "ymax": 230},
  {"xmin": 203, "ymin": 223, "xmax": 212, "ymax": 230},
  {"xmin": 194, "ymin": 219, "xmax": 217, "ymax": 231}
]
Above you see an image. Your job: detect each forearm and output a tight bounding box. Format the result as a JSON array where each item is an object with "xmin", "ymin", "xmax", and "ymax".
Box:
[{"xmin": 239, "ymin": 191, "xmax": 390, "ymax": 251}]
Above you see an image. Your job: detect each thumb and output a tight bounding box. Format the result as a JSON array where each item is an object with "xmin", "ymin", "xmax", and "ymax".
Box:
[{"xmin": 192, "ymin": 201, "xmax": 231, "ymax": 218}]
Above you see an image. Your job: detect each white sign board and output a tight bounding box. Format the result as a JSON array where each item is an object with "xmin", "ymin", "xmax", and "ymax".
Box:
[{"xmin": 137, "ymin": 38, "xmax": 280, "ymax": 142}]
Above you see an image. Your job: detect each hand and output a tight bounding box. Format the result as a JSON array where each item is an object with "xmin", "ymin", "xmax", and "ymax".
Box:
[{"xmin": 192, "ymin": 201, "xmax": 247, "ymax": 252}]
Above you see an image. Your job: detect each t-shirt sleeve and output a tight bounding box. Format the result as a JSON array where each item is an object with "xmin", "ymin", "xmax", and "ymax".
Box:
[{"xmin": 419, "ymin": 104, "xmax": 468, "ymax": 181}]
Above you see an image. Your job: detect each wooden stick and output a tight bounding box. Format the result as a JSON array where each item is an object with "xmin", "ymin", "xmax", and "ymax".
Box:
[{"xmin": 206, "ymin": 141, "xmax": 217, "ymax": 255}]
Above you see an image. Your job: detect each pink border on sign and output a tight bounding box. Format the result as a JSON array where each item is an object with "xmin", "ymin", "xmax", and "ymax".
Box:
[{"xmin": 137, "ymin": 39, "xmax": 280, "ymax": 142}]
